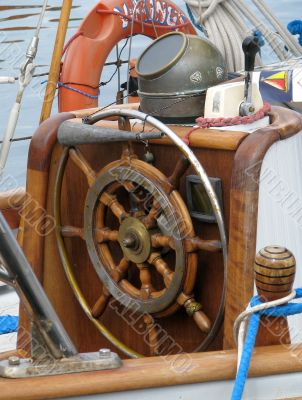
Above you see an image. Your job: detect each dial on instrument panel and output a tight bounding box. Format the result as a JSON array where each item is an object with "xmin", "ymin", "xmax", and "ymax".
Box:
[{"xmin": 54, "ymin": 111, "xmax": 226, "ymax": 358}]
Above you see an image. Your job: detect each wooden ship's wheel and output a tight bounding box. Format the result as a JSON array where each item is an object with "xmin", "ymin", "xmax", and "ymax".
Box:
[{"xmin": 54, "ymin": 109, "xmax": 227, "ymax": 357}]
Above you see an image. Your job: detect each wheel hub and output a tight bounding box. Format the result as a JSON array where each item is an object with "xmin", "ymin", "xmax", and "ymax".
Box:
[{"xmin": 118, "ymin": 217, "xmax": 151, "ymax": 263}]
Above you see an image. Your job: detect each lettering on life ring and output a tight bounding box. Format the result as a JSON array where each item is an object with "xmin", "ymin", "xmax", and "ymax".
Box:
[{"xmin": 114, "ymin": 0, "xmax": 186, "ymax": 29}]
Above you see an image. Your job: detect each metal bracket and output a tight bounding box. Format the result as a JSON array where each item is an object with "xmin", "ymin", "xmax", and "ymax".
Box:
[
  {"xmin": 0, "ymin": 213, "xmax": 123, "ymax": 378},
  {"xmin": 0, "ymin": 349, "xmax": 122, "ymax": 378}
]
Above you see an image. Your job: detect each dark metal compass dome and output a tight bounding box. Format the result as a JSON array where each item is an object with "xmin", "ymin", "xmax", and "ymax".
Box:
[{"xmin": 136, "ymin": 32, "xmax": 226, "ymax": 123}]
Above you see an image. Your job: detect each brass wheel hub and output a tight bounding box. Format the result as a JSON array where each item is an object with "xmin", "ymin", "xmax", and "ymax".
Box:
[{"xmin": 118, "ymin": 217, "xmax": 151, "ymax": 263}]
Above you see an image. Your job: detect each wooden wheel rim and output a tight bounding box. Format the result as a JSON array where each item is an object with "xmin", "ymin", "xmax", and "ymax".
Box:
[{"xmin": 84, "ymin": 163, "xmax": 186, "ymax": 314}]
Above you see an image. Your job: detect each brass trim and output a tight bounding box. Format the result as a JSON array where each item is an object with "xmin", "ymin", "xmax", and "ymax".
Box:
[
  {"xmin": 137, "ymin": 89, "xmax": 205, "ymax": 97},
  {"xmin": 118, "ymin": 217, "xmax": 151, "ymax": 264}
]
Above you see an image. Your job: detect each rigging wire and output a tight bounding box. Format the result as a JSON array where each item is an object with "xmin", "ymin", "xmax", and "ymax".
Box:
[
  {"xmin": 35, "ymin": 0, "xmax": 49, "ymax": 37},
  {"xmin": 6, "ymin": 35, "xmax": 132, "ymax": 143},
  {"xmin": 101, "ymin": 38, "xmax": 129, "ymax": 88},
  {"xmin": 126, "ymin": 0, "xmax": 144, "ymax": 101},
  {"xmin": 116, "ymin": 45, "xmax": 121, "ymax": 91},
  {"xmin": 0, "ymin": 136, "xmax": 32, "ymax": 145},
  {"xmin": 126, "ymin": 0, "xmax": 158, "ymax": 100},
  {"xmin": 0, "ymin": 0, "xmax": 49, "ymax": 176},
  {"xmin": 58, "ymin": 38, "xmax": 129, "ymax": 96}
]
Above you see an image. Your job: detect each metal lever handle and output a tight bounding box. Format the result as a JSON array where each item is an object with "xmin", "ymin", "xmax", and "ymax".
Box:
[
  {"xmin": 242, "ymin": 35, "xmax": 261, "ymax": 72},
  {"xmin": 240, "ymin": 34, "xmax": 261, "ymax": 116}
]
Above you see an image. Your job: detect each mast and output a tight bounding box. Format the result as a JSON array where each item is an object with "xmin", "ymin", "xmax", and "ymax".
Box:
[{"xmin": 40, "ymin": 0, "xmax": 73, "ymax": 123}]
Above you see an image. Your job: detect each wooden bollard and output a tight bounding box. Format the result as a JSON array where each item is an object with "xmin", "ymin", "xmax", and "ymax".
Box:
[
  {"xmin": 255, "ymin": 246, "xmax": 296, "ymax": 301},
  {"xmin": 254, "ymin": 246, "xmax": 296, "ymax": 346}
]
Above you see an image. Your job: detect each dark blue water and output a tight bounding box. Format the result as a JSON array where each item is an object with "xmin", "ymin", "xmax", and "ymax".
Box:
[{"xmin": 0, "ymin": 0, "xmax": 299, "ymax": 187}]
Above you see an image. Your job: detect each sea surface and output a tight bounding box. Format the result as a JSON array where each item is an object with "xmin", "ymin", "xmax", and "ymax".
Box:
[{"xmin": 0, "ymin": 0, "xmax": 300, "ymax": 187}]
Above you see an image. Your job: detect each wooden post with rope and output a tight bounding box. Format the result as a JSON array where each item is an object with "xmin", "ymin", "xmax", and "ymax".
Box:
[{"xmin": 39, "ymin": 0, "xmax": 73, "ymax": 123}]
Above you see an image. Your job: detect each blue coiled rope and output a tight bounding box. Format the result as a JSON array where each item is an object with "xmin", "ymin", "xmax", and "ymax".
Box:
[
  {"xmin": 231, "ymin": 288, "xmax": 302, "ymax": 400},
  {"xmin": 0, "ymin": 315, "xmax": 18, "ymax": 334},
  {"xmin": 288, "ymin": 20, "xmax": 302, "ymax": 46}
]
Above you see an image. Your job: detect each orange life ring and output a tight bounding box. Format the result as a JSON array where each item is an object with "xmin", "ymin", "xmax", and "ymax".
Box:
[{"xmin": 59, "ymin": 0, "xmax": 196, "ymax": 112}]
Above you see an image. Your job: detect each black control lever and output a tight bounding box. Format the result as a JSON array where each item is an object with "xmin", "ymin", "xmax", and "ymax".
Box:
[
  {"xmin": 240, "ymin": 34, "xmax": 261, "ymax": 116},
  {"xmin": 243, "ymin": 35, "xmax": 261, "ymax": 72}
]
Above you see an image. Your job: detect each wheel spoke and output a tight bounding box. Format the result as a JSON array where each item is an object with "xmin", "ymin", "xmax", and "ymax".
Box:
[
  {"xmin": 122, "ymin": 181, "xmax": 148, "ymax": 215},
  {"xmin": 142, "ymin": 200, "xmax": 161, "ymax": 229},
  {"xmin": 137, "ymin": 263, "xmax": 154, "ymax": 299},
  {"xmin": 116, "ymin": 257, "xmax": 130, "ymax": 275},
  {"xmin": 95, "ymin": 228, "xmax": 118, "ymax": 243},
  {"xmin": 69, "ymin": 148, "xmax": 96, "ymax": 187},
  {"xmin": 61, "ymin": 226, "xmax": 84, "ymax": 240},
  {"xmin": 129, "ymin": 188, "xmax": 145, "ymax": 216},
  {"xmin": 100, "ymin": 192, "xmax": 129, "ymax": 222},
  {"xmin": 177, "ymin": 292, "xmax": 211, "ymax": 333},
  {"xmin": 111, "ymin": 257, "xmax": 130, "ymax": 282},
  {"xmin": 148, "ymin": 253, "xmax": 174, "ymax": 287},
  {"xmin": 91, "ymin": 286, "xmax": 111, "ymax": 318},
  {"xmin": 144, "ymin": 314, "xmax": 159, "ymax": 356},
  {"xmin": 168, "ymin": 155, "xmax": 190, "ymax": 190},
  {"xmin": 184, "ymin": 237, "xmax": 222, "ymax": 253},
  {"xmin": 122, "ymin": 181, "xmax": 136, "ymax": 192},
  {"xmin": 98, "ymin": 245, "xmax": 115, "ymax": 270},
  {"xmin": 151, "ymin": 233, "xmax": 175, "ymax": 250},
  {"xmin": 92, "ymin": 257, "xmax": 130, "ymax": 318},
  {"xmin": 119, "ymin": 116, "xmax": 137, "ymax": 163}
]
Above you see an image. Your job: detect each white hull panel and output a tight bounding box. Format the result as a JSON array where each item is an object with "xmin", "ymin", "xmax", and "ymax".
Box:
[{"xmin": 257, "ymin": 130, "xmax": 302, "ymax": 342}]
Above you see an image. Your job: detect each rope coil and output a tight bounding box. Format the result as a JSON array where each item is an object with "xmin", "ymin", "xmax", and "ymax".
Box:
[{"xmin": 184, "ymin": 0, "xmax": 302, "ymax": 71}]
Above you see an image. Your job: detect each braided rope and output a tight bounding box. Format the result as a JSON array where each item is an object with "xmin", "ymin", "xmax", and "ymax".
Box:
[
  {"xmin": 196, "ymin": 102, "xmax": 271, "ymax": 129},
  {"xmin": 0, "ymin": 315, "xmax": 18, "ymax": 335},
  {"xmin": 196, "ymin": 0, "xmax": 225, "ymax": 24},
  {"xmin": 57, "ymin": 82, "xmax": 99, "ymax": 99},
  {"xmin": 232, "ymin": 313, "xmax": 260, "ymax": 400},
  {"xmin": 232, "ymin": 288, "xmax": 302, "ymax": 400}
]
